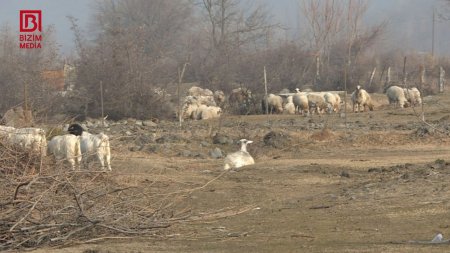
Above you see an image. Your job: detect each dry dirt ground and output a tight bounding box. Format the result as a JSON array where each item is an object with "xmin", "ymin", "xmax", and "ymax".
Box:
[{"xmin": 30, "ymin": 92, "xmax": 450, "ymax": 253}]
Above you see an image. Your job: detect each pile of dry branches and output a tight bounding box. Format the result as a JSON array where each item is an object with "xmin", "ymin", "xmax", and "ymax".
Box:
[{"xmin": 0, "ymin": 143, "xmax": 191, "ymax": 250}]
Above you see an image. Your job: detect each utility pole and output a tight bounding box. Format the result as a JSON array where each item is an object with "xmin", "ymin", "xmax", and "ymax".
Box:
[
  {"xmin": 100, "ymin": 81, "xmax": 104, "ymax": 126},
  {"xmin": 432, "ymin": 8, "xmax": 435, "ymax": 58},
  {"xmin": 264, "ymin": 66, "xmax": 268, "ymax": 115}
]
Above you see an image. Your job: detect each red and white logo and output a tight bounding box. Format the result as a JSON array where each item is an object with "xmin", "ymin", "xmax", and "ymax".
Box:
[{"xmin": 20, "ymin": 10, "xmax": 42, "ymax": 32}]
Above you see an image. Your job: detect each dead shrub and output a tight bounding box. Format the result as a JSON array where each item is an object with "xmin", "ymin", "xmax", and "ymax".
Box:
[{"xmin": 310, "ymin": 128, "xmax": 336, "ymax": 141}]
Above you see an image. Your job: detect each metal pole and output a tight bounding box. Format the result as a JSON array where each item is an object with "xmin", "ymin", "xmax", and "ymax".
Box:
[
  {"xmin": 100, "ymin": 81, "xmax": 104, "ymax": 126},
  {"xmin": 264, "ymin": 66, "xmax": 268, "ymax": 115},
  {"xmin": 432, "ymin": 8, "xmax": 435, "ymax": 58}
]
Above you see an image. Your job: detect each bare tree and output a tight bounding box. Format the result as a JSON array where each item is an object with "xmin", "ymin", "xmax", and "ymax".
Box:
[
  {"xmin": 195, "ymin": 0, "xmax": 276, "ymax": 90},
  {"xmin": 71, "ymin": 0, "xmax": 194, "ymax": 119},
  {"xmin": 300, "ymin": 0, "xmax": 343, "ymax": 88},
  {"xmin": 0, "ymin": 24, "xmax": 62, "ymax": 118}
]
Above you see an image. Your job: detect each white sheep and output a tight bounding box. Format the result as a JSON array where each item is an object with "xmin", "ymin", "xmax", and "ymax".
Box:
[
  {"xmin": 307, "ymin": 93, "xmax": 329, "ymax": 114},
  {"xmin": 0, "ymin": 125, "xmax": 15, "ymax": 139},
  {"xmin": 323, "ymin": 92, "xmax": 340, "ymax": 113},
  {"xmin": 0, "ymin": 126, "xmax": 47, "ymax": 156},
  {"xmin": 80, "ymin": 131, "xmax": 112, "ymax": 171},
  {"xmin": 283, "ymin": 96, "xmax": 296, "ymax": 114},
  {"xmin": 351, "ymin": 86, "xmax": 374, "ymax": 112},
  {"xmin": 47, "ymin": 134, "xmax": 82, "ymax": 170},
  {"xmin": 195, "ymin": 105, "xmax": 222, "ymax": 120},
  {"xmin": 403, "ymin": 87, "xmax": 422, "ymax": 106},
  {"xmin": 262, "ymin": 94, "xmax": 284, "ymax": 114},
  {"xmin": 224, "ymin": 139, "xmax": 255, "ymax": 170},
  {"xmin": 188, "ymin": 86, "xmax": 214, "ymax": 97},
  {"xmin": 187, "ymin": 86, "xmax": 216, "ymax": 106},
  {"xmin": 292, "ymin": 89, "xmax": 309, "ymax": 115},
  {"xmin": 12, "ymin": 127, "xmax": 47, "ymax": 156},
  {"xmin": 333, "ymin": 93, "xmax": 342, "ymax": 109},
  {"xmin": 180, "ymin": 96, "xmax": 200, "ymax": 120},
  {"xmin": 386, "ymin": 85, "xmax": 409, "ymax": 108}
]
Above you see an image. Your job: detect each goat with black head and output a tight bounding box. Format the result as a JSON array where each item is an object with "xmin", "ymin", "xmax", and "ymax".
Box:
[{"xmin": 68, "ymin": 123, "xmax": 84, "ymax": 136}]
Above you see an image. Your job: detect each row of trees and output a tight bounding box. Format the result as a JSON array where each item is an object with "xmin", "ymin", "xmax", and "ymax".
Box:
[
  {"xmin": 0, "ymin": 24, "xmax": 62, "ymax": 118},
  {"xmin": 0, "ymin": 0, "xmax": 449, "ymax": 120},
  {"xmin": 69, "ymin": 0, "xmax": 391, "ymax": 119}
]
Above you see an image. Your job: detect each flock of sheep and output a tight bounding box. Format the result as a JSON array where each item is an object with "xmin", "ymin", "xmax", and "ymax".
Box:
[
  {"xmin": 179, "ymin": 84, "xmax": 423, "ymax": 170},
  {"xmin": 0, "ymin": 84, "xmax": 424, "ymax": 172},
  {"xmin": 351, "ymin": 85, "xmax": 422, "ymax": 112},
  {"xmin": 0, "ymin": 121, "xmax": 252, "ymax": 171},
  {"xmin": 264, "ymin": 88, "xmax": 342, "ymax": 115},
  {"xmin": 181, "ymin": 83, "xmax": 422, "ymax": 122},
  {"xmin": 181, "ymin": 87, "xmax": 224, "ymax": 121},
  {"xmin": 0, "ymin": 123, "xmax": 111, "ymax": 171}
]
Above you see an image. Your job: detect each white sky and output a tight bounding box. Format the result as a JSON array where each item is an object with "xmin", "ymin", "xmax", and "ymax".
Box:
[{"xmin": 1, "ymin": 0, "xmax": 449, "ymax": 55}]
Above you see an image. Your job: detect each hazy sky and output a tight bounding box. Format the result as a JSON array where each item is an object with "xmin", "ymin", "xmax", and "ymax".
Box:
[{"xmin": 1, "ymin": 0, "xmax": 449, "ymax": 55}]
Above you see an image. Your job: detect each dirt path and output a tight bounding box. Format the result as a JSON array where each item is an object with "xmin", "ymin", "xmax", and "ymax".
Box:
[
  {"xmin": 23, "ymin": 92, "xmax": 450, "ymax": 252},
  {"xmin": 30, "ymin": 143, "xmax": 450, "ymax": 253}
]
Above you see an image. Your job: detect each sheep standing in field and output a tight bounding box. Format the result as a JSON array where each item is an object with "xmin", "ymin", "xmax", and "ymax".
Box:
[
  {"xmin": 181, "ymin": 96, "xmax": 201, "ymax": 120},
  {"xmin": 403, "ymin": 87, "xmax": 422, "ymax": 107},
  {"xmin": 187, "ymin": 86, "xmax": 216, "ymax": 106},
  {"xmin": 12, "ymin": 128, "xmax": 47, "ymax": 156},
  {"xmin": 307, "ymin": 93, "xmax": 329, "ymax": 114},
  {"xmin": 351, "ymin": 85, "xmax": 374, "ymax": 112},
  {"xmin": 80, "ymin": 131, "xmax": 112, "ymax": 171},
  {"xmin": 181, "ymin": 86, "xmax": 224, "ymax": 121},
  {"xmin": 334, "ymin": 93, "xmax": 342, "ymax": 107},
  {"xmin": 262, "ymin": 94, "xmax": 284, "ymax": 114},
  {"xmin": 293, "ymin": 88, "xmax": 309, "ymax": 115},
  {"xmin": 47, "ymin": 134, "xmax": 82, "ymax": 170},
  {"xmin": 224, "ymin": 139, "xmax": 255, "ymax": 170},
  {"xmin": 0, "ymin": 126, "xmax": 47, "ymax": 157},
  {"xmin": 386, "ymin": 85, "xmax": 409, "ymax": 108},
  {"xmin": 283, "ymin": 96, "xmax": 296, "ymax": 114},
  {"xmin": 323, "ymin": 92, "xmax": 340, "ymax": 113},
  {"xmin": 0, "ymin": 125, "xmax": 15, "ymax": 140},
  {"xmin": 195, "ymin": 105, "xmax": 222, "ymax": 120}
]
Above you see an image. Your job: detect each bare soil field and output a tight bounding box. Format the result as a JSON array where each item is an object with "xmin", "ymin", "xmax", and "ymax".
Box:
[{"xmin": 21, "ymin": 92, "xmax": 450, "ymax": 252}]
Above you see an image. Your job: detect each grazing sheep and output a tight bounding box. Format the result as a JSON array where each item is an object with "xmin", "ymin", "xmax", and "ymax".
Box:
[
  {"xmin": 186, "ymin": 86, "xmax": 216, "ymax": 107},
  {"xmin": 224, "ymin": 139, "xmax": 255, "ymax": 170},
  {"xmin": 12, "ymin": 127, "xmax": 47, "ymax": 156},
  {"xmin": 292, "ymin": 89, "xmax": 309, "ymax": 115},
  {"xmin": 195, "ymin": 105, "xmax": 222, "ymax": 120},
  {"xmin": 47, "ymin": 134, "xmax": 82, "ymax": 170},
  {"xmin": 283, "ymin": 96, "xmax": 296, "ymax": 114},
  {"xmin": 181, "ymin": 96, "xmax": 200, "ymax": 120},
  {"xmin": 333, "ymin": 93, "xmax": 342, "ymax": 108},
  {"xmin": 386, "ymin": 85, "xmax": 409, "ymax": 108},
  {"xmin": 80, "ymin": 131, "xmax": 112, "ymax": 171},
  {"xmin": 351, "ymin": 86, "xmax": 374, "ymax": 112},
  {"xmin": 0, "ymin": 126, "xmax": 47, "ymax": 156},
  {"xmin": 403, "ymin": 87, "xmax": 422, "ymax": 106},
  {"xmin": 323, "ymin": 92, "xmax": 340, "ymax": 113},
  {"xmin": 180, "ymin": 89, "xmax": 223, "ymax": 121},
  {"xmin": 0, "ymin": 125, "xmax": 15, "ymax": 139},
  {"xmin": 188, "ymin": 86, "xmax": 214, "ymax": 97},
  {"xmin": 262, "ymin": 94, "xmax": 284, "ymax": 114},
  {"xmin": 194, "ymin": 95, "xmax": 217, "ymax": 106},
  {"xmin": 307, "ymin": 93, "xmax": 329, "ymax": 114}
]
